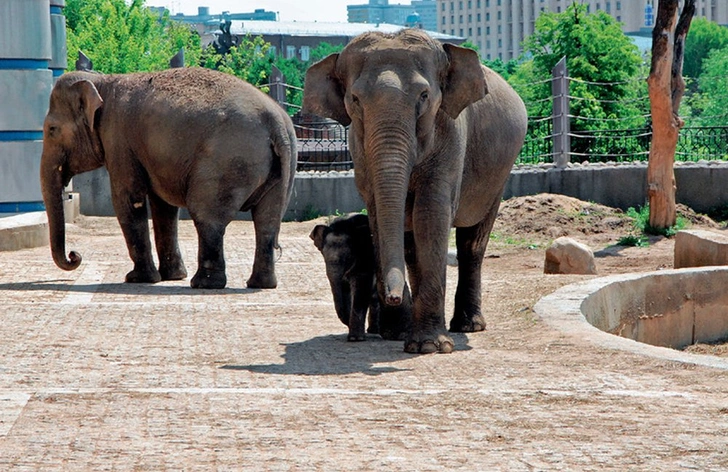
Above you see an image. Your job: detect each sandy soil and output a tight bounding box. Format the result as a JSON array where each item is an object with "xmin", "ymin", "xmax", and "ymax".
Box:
[{"xmin": 1, "ymin": 193, "xmax": 727, "ymax": 470}]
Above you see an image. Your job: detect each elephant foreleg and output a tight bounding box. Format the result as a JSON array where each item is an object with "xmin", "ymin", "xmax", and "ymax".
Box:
[
  {"xmin": 149, "ymin": 192, "xmax": 187, "ymax": 281},
  {"xmin": 450, "ymin": 202, "xmax": 500, "ymax": 332},
  {"xmin": 404, "ymin": 201, "xmax": 453, "ymax": 354},
  {"xmin": 113, "ymin": 190, "xmax": 160, "ymax": 284}
]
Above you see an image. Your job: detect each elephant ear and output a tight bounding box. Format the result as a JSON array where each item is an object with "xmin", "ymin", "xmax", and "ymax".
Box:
[
  {"xmin": 71, "ymin": 79, "xmax": 103, "ymax": 131},
  {"xmin": 310, "ymin": 224, "xmax": 330, "ymax": 252},
  {"xmin": 302, "ymin": 54, "xmax": 351, "ymax": 126},
  {"xmin": 440, "ymin": 43, "xmax": 488, "ymax": 119}
]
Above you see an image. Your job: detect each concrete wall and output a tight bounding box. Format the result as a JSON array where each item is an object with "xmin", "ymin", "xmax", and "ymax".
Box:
[{"xmin": 70, "ymin": 161, "xmax": 728, "ymax": 221}]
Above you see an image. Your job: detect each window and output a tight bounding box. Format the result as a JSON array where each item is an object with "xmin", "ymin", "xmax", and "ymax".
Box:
[
  {"xmin": 468, "ymin": 27, "xmax": 472, "ymax": 36},
  {"xmin": 486, "ymin": 26, "xmax": 490, "ymax": 34},
  {"xmin": 268, "ymin": 46, "xmax": 276, "ymax": 56},
  {"xmin": 286, "ymin": 46, "xmax": 296, "ymax": 59},
  {"xmin": 442, "ymin": 2, "xmax": 446, "ymax": 11},
  {"xmin": 300, "ymin": 46, "xmax": 310, "ymax": 61},
  {"xmin": 442, "ymin": 16, "xmax": 446, "ymax": 25},
  {"xmin": 468, "ymin": 14, "xmax": 472, "ymax": 22},
  {"xmin": 477, "ymin": 13, "xmax": 481, "ymax": 22}
]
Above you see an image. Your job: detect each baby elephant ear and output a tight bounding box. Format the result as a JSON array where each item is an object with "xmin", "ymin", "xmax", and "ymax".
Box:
[
  {"xmin": 71, "ymin": 79, "xmax": 103, "ymax": 130},
  {"xmin": 303, "ymin": 54, "xmax": 351, "ymax": 126},
  {"xmin": 310, "ymin": 224, "xmax": 329, "ymax": 251},
  {"xmin": 440, "ymin": 43, "xmax": 488, "ymax": 119}
]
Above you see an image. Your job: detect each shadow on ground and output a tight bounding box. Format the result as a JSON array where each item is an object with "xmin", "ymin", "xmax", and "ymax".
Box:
[
  {"xmin": 0, "ymin": 280, "xmax": 260, "ymax": 296},
  {"xmin": 224, "ymin": 333, "xmax": 472, "ymax": 376}
]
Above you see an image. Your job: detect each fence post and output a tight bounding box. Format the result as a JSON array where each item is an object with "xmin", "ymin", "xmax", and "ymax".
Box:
[
  {"xmin": 169, "ymin": 48, "xmax": 184, "ymax": 68},
  {"xmin": 269, "ymin": 64, "xmax": 286, "ymax": 109},
  {"xmin": 552, "ymin": 56, "xmax": 570, "ymax": 167}
]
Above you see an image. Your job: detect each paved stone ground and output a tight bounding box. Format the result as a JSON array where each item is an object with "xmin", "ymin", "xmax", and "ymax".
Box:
[{"xmin": 1, "ymin": 217, "xmax": 727, "ymax": 471}]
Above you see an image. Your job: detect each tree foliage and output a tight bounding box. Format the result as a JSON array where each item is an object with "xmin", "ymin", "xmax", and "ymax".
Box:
[
  {"xmin": 683, "ymin": 17, "xmax": 728, "ymax": 79},
  {"xmin": 515, "ymin": 2, "xmax": 646, "ymax": 132},
  {"xmin": 65, "ymin": 0, "xmax": 201, "ymax": 73},
  {"xmin": 690, "ymin": 46, "xmax": 728, "ymax": 127}
]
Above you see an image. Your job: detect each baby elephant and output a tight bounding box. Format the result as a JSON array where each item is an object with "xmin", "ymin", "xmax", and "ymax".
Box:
[
  {"xmin": 40, "ymin": 67, "xmax": 296, "ymax": 289},
  {"xmin": 310, "ymin": 213, "xmax": 411, "ymax": 341}
]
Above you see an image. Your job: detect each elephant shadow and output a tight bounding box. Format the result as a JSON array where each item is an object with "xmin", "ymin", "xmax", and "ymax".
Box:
[
  {"xmin": 0, "ymin": 280, "xmax": 260, "ymax": 296},
  {"xmin": 224, "ymin": 332, "xmax": 472, "ymax": 376}
]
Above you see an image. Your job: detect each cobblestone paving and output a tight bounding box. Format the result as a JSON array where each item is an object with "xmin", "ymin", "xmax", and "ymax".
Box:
[{"xmin": 0, "ymin": 217, "xmax": 727, "ymax": 471}]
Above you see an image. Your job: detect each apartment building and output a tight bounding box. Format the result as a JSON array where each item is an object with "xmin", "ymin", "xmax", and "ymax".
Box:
[{"xmin": 439, "ymin": 0, "xmax": 728, "ymax": 61}]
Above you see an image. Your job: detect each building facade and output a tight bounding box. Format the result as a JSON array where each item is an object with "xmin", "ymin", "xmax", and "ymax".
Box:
[
  {"xmin": 347, "ymin": 0, "xmax": 417, "ymax": 25},
  {"xmin": 439, "ymin": 0, "xmax": 728, "ymax": 61},
  {"xmin": 411, "ymin": 0, "xmax": 439, "ymax": 31}
]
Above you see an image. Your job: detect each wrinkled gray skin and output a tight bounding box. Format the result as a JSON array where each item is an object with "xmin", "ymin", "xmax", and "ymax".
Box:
[
  {"xmin": 310, "ymin": 213, "xmax": 411, "ymax": 341},
  {"xmin": 303, "ymin": 29, "xmax": 527, "ymax": 353},
  {"xmin": 40, "ymin": 68, "xmax": 296, "ymax": 289}
]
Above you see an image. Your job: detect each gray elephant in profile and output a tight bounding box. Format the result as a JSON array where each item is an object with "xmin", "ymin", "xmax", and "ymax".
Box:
[
  {"xmin": 40, "ymin": 67, "xmax": 296, "ymax": 289},
  {"xmin": 310, "ymin": 213, "xmax": 411, "ymax": 341},
  {"xmin": 303, "ymin": 29, "xmax": 527, "ymax": 353}
]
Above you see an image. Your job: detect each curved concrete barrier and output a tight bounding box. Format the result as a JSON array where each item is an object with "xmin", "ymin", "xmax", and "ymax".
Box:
[{"xmin": 535, "ymin": 267, "xmax": 728, "ymax": 370}]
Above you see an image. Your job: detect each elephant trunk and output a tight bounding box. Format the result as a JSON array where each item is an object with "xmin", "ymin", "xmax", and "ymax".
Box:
[
  {"xmin": 366, "ymin": 122, "xmax": 413, "ymax": 306},
  {"xmin": 41, "ymin": 155, "xmax": 81, "ymax": 271}
]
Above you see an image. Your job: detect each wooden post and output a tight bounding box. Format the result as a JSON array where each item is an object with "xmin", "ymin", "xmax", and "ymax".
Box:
[
  {"xmin": 552, "ymin": 56, "xmax": 570, "ymax": 168},
  {"xmin": 646, "ymin": 0, "xmax": 695, "ymax": 230},
  {"xmin": 269, "ymin": 64, "xmax": 286, "ymax": 109}
]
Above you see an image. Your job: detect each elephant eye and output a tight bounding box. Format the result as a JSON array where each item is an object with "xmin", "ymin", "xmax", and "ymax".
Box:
[{"xmin": 420, "ymin": 91, "xmax": 429, "ymax": 102}]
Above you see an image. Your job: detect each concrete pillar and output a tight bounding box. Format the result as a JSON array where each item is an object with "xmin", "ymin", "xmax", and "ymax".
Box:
[{"xmin": 0, "ymin": 0, "xmax": 54, "ymax": 212}]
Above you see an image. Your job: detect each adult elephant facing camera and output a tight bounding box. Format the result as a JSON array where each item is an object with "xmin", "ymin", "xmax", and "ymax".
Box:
[
  {"xmin": 41, "ymin": 67, "xmax": 296, "ymax": 289},
  {"xmin": 303, "ymin": 29, "xmax": 527, "ymax": 353}
]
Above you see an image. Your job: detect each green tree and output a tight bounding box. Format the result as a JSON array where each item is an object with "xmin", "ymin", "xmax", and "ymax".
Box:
[
  {"xmin": 691, "ymin": 46, "xmax": 728, "ymax": 128},
  {"xmin": 683, "ymin": 17, "xmax": 728, "ymax": 79},
  {"xmin": 65, "ymin": 0, "xmax": 201, "ymax": 73},
  {"xmin": 309, "ymin": 42, "xmax": 345, "ymax": 63},
  {"xmin": 516, "ymin": 3, "xmax": 646, "ymax": 131}
]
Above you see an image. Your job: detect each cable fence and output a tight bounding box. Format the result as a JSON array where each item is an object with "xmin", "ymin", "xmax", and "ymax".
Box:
[{"xmin": 262, "ymin": 67, "xmax": 728, "ymax": 170}]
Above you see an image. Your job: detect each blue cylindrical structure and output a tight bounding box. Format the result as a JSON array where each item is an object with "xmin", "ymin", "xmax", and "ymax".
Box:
[{"xmin": 0, "ymin": 0, "xmax": 55, "ymax": 212}]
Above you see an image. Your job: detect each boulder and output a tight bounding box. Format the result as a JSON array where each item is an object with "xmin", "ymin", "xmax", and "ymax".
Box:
[{"xmin": 544, "ymin": 237, "xmax": 597, "ymax": 275}]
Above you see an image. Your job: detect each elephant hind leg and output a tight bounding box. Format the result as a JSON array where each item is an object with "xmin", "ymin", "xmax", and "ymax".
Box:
[
  {"xmin": 149, "ymin": 192, "xmax": 187, "ymax": 281},
  {"xmin": 245, "ymin": 187, "xmax": 286, "ymax": 289},
  {"xmin": 450, "ymin": 205, "xmax": 500, "ymax": 333},
  {"xmin": 189, "ymin": 218, "xmax": 228, "ymax": 289}
]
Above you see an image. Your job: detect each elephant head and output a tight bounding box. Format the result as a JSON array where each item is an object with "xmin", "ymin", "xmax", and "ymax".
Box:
[
  {"xmin": 303, "ymin": 29, "xmax": 487, "ymax": 305},
  {"xmin": 40, "ymin": 72, "xmax": 105, "ymax": 271}
]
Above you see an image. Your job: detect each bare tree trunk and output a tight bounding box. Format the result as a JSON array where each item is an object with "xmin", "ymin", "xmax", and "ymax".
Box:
[{"xmin": 646, "ymin": 0, "xmax": 695, "ymax": 230}]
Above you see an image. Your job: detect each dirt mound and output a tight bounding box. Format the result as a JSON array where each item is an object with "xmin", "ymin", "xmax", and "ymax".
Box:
[
  {"xmin": 494, "ymin": 194, "xmax": 633, "ymax": 245},
  {"xmin": 493, "ymin": 194, "xmax": 720, "ymax": 248}
]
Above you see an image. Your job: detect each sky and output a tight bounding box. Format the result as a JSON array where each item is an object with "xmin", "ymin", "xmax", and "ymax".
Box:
[{"xmin": 149, "ymin": 1, "xmax": 412, "ymax": 23}]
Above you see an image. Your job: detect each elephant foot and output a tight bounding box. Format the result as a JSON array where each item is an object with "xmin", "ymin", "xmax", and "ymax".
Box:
[
  {"xmin": 159, "ymin": 261, "xmax": 187, "ymax": 281},
  {"xmin": 125, "ymin": 268, "xmax": 161, "ymax": 284},
  {"xmin": 246, "ymin": 272, "xmax": 277, "ymax": 289},
  {"xmin": 190, "ymin": 269, "xmax": 227, "ymax": 289},
  {"xmin": 404, "ymin": 331, "xmax": 454, "ymax": 354},
  {"xmin": 450, "ymin": 313, "xmax": 487, "ymax": 333},
  {"xmin": 347, "ymin": 331, "xmax": 366, "ymax": 342}
]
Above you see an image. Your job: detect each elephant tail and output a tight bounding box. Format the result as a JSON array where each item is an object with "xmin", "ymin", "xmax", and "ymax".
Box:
[{"xmin": 271, "ymin": 116, "xmax": 297, "ymax": 221}]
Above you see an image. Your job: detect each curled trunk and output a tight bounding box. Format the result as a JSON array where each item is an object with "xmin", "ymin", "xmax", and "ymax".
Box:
[{"xmin": 41, "ymin": 159, "xmax": 81, "ymax": 271}]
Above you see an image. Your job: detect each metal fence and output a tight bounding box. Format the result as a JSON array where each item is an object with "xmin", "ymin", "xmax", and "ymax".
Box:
[{"xmin": 268, "ymin": 79, "xmax": 728, "ymax": 171}]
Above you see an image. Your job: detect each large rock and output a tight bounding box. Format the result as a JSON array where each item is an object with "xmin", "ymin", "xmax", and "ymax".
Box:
[
  {"xmin": 674, "ymin": 229, "xmax": 728, "ymax": 269},
  {"xmin": 544, "ymin": 237, "xmax": 597, "ymax": 275}
]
